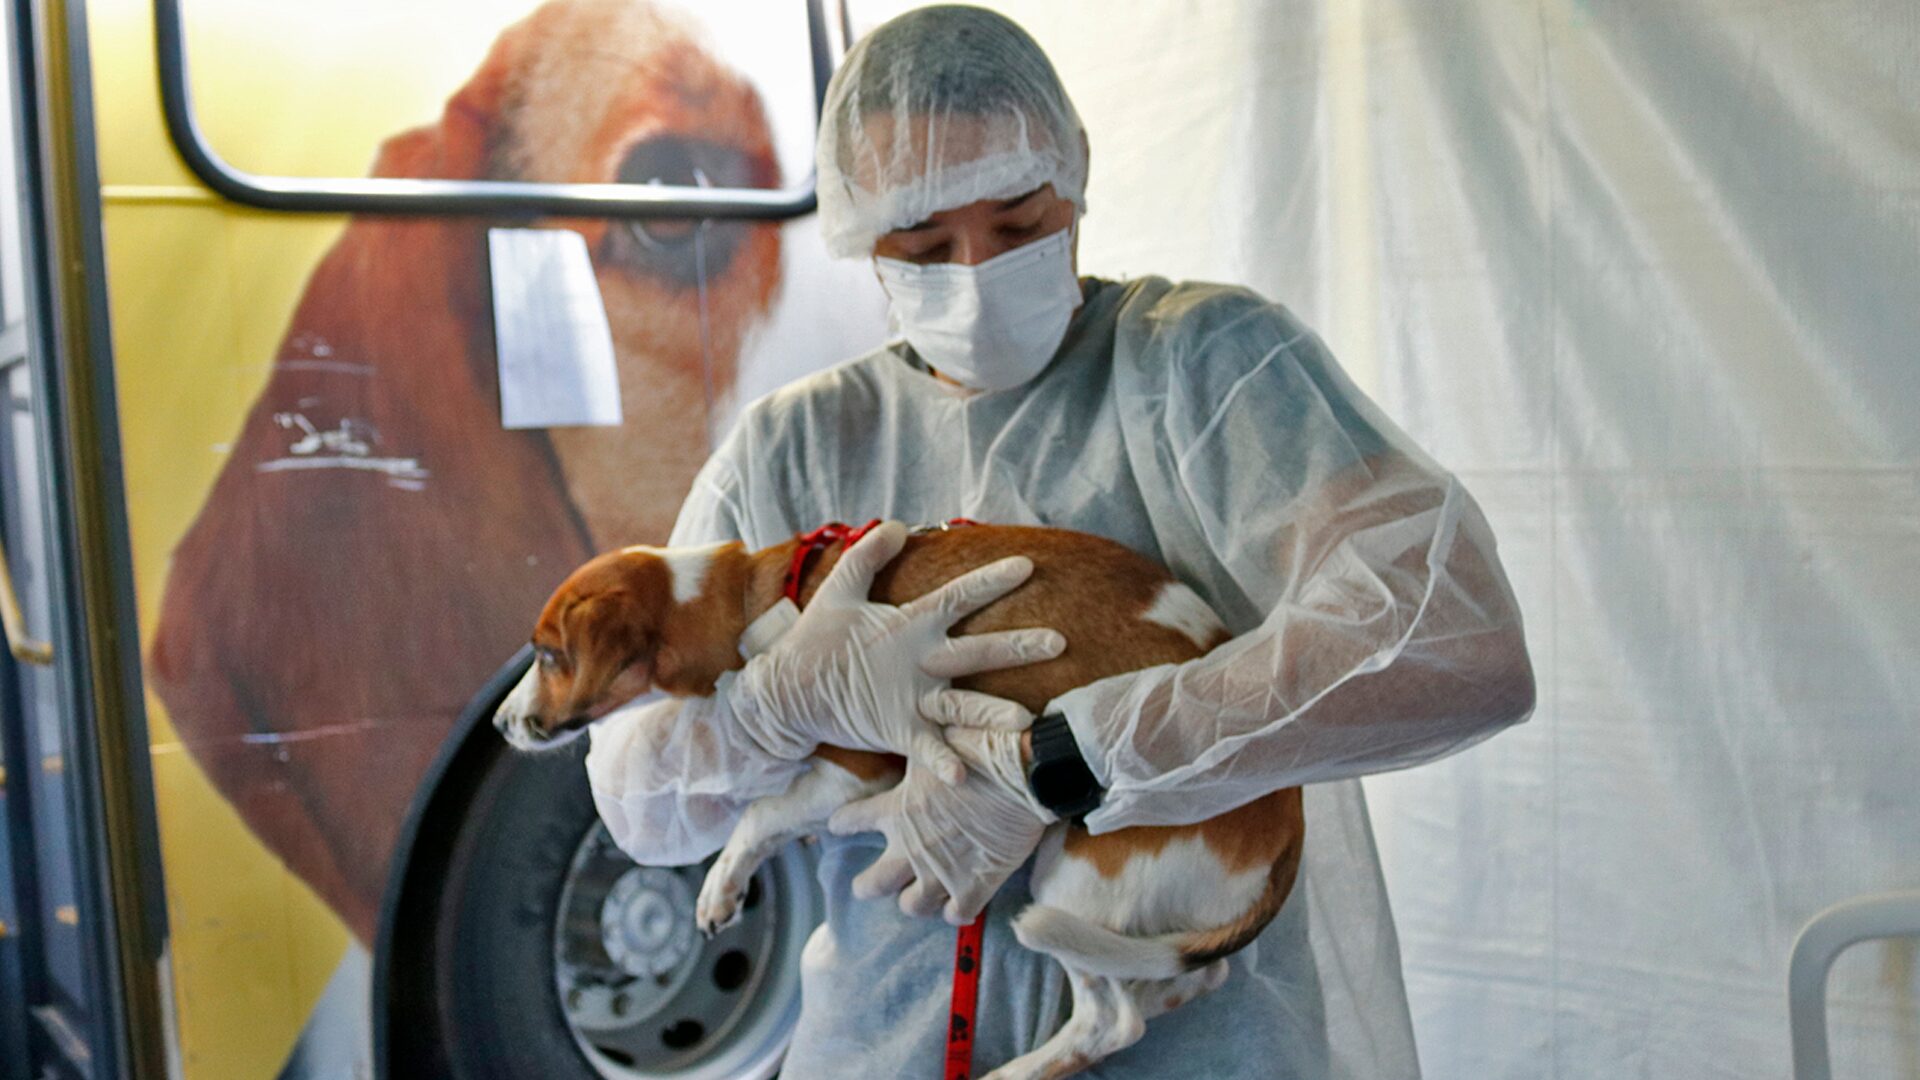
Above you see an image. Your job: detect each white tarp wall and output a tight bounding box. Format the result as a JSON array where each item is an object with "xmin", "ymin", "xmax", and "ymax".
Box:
[{"xmin": 850, "ymin": 3, "xmax": 1920, "ymax": 1076}]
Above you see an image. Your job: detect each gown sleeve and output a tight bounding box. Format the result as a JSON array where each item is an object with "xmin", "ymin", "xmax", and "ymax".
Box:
[
  {"xmin": 584, "ymin": 435, "xmax": 808, "ymax": 866},
  {"xmin": 1054, "ymin": 295, "xmax": 1537, "ymax": 833}
]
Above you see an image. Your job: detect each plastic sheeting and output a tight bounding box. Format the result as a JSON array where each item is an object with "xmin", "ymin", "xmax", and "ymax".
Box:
[
  {"xmin": 1357, "ymin": 7, "xmax": 1920, "ymax": 1076},
  {"xmin": 846, "ymin": 2, "xmax": 1920, "ymax": 1076}
]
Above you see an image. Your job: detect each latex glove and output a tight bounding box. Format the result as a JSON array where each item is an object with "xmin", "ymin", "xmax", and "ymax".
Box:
[
  {"xmin": 828, "ymin": 726, "xmax": 1053, "ymax": 924},
  {"xmin": 724, "ymin": 520, "xmax": 1065, "ymax": 784}
]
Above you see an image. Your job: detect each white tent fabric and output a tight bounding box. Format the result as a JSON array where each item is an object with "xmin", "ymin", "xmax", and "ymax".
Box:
[{"xmin": 849, "ymin": 3, "xmax": 1920, "ymax": 1076}]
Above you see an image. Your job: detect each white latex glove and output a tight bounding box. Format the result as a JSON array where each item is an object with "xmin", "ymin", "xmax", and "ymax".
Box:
[
  {"xmin": 724, "ymin": 520, "xmax": 1065, "ymax": 784},
  {"xmin": 828, "ymin": 726, "xmax": 1054, "ymax": 925}
]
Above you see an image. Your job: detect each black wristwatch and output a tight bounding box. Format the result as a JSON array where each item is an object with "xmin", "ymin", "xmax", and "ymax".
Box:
[{"xmin": 1025, "ymin": 713, "xmax": 1103, "ymax": 821}]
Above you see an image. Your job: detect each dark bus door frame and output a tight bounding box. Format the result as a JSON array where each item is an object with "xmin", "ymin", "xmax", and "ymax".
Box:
[{"xmin": 0, "ymin": 0, "xmax": 170, "ymax": 1077}]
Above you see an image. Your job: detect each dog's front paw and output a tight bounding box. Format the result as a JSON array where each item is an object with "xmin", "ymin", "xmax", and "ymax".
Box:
[{"xmin": 695, "ymin": 862, "xmax": 749, "ymax": 937}]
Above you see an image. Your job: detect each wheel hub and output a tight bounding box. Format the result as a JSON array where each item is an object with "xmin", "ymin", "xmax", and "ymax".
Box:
[
  {"xmin": 552, "ymin": 826, "xmax": 818, "ymax": 1079},
  {"xmin": 601, "ymin": 867, "xmax": 698, "ymax": 979}
]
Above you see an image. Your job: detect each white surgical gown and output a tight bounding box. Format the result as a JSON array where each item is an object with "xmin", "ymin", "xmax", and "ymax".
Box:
[{"xmin": 587, "ymin": 275, "xmax": 1534, "ymax": 1078}]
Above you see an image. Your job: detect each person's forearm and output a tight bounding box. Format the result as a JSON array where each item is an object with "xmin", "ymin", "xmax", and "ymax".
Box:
[
  {"xmin": 1066, "ymin": 615, "xmax": 1533, "ymax": 832},
  {"xmin": 587, "ymin": 686, "xmax": 809, "ymax": 865},
  {"xmin": 1052, "ymin": 480, "xmax": 1534, "ymax": 833}
]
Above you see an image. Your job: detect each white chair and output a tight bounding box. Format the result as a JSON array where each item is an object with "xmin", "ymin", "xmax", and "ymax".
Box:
[{"xmin": 1788, "ymin": 890, "xmax": 1920, "ymax": 1080}]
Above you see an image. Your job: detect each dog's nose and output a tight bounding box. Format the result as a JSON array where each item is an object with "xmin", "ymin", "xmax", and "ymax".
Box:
[
  {"xmin": 495, "ymin": 712, "xmax": 551, "ymax": 751},
  {"xmin": 493, "ymin": 707, "xmax": 543, "ymax": 744}
]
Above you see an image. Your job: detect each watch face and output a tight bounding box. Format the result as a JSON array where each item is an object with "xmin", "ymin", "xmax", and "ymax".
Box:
[{"xmin": 1030, "ymin": 758, "xmax": 1085, "ymax": 810}]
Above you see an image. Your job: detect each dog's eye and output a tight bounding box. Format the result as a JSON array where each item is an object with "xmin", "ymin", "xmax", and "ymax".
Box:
[
  {"xmin": 605, "ymin": 135, "xmax": 759, "ymax": 286},
  {"xmin": 535, "ymin": 646, "xmax": 564, "ymax": 671}
]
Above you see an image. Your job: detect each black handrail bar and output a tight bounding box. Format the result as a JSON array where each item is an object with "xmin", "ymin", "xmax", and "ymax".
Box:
[{"xmin": 152, "ymin": 0, "xmax": 839, "ymax": 219}]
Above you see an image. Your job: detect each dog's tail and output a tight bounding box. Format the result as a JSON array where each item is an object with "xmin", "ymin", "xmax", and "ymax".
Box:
[
  {"xmin": 1011, "ymin": 905, "xmax": 1188, "ymax": 979},
  {"xmin": 1010, "ymin": 900, "xmax": 1281, "ymax": 981},
  {"xmin": 1011, "ymin": 842, "xmax": 1301, "ymax": 980},
  {"xmin": 1014, "ymin": 900, "xmax": 1285, "ymax": 981}
]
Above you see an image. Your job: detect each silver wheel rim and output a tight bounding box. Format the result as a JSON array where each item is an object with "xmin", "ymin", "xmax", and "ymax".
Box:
[{"xmin": 553, "ymin": 824, "xmax": 819, "ymax": 1079}]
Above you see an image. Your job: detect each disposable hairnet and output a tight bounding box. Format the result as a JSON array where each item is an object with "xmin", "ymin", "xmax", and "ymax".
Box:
[{"xmin": 815, "ymin": 5, "xmax": 1089, "ymax": 258}]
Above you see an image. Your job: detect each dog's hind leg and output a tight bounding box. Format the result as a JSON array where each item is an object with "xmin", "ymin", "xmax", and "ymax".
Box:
[
  {"xmin": 695, "ymin": 758, "xmax": 884, "ymax": 936},
  {"xmin": 980, "ymin": 969, "xmax": 1144, "ymax": 1080},
  {"xmin": 1138, "ymin": 958, "xmax": 1230, "ymax": 1022}
]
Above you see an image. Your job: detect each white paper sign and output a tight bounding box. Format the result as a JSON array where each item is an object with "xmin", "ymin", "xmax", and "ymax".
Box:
[{"xmin": 488, "ymin": 228, "xmax": 623, "ymax": 429}]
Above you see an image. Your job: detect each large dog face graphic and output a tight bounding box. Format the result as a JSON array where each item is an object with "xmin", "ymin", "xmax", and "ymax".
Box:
[
  {"xmin": 478, "ymin": 0, "xmax": 783, "ymax": 545},
  {"xmin": 149, "ymin": 0, "xmax": 783, "ymax": 941}
]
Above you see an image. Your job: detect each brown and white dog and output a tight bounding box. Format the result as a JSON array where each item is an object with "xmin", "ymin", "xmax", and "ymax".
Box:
[{"xmin": 497, "ymin": 524, "xmax": 1304, "ymax": 1080}]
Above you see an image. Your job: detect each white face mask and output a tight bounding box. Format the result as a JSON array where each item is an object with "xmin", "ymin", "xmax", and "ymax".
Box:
[{"xmin": 874, "ymin": 227, "xmax": 1082, "ymax": 392}]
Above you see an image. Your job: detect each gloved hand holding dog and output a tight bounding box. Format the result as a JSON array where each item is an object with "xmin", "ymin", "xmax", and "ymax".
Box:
[
  {"xmin": 830, "ymin": 725, "xmax": 1054, "ymax": 925},
  {"xmin": 724, "ymin": 520, "xmax": 1066, "ymax": 784}
]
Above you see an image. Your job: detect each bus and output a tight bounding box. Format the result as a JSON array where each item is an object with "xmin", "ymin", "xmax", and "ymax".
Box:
[{"xmin": 0, "ymin": 1, "xmax": 885, "ymax": 1076}]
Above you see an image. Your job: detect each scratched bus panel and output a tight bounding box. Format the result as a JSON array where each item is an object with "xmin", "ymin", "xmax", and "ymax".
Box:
[{"xmin": 90, "ymin": 1, "xmax": 886, "ymax": 1073}]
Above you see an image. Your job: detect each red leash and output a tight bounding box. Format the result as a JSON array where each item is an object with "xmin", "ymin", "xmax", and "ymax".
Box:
[
  {"xmin": 945, "ymin": 910, "xmax": 989, "ymax": 1079},
  {"xmin": 781, "ymin": 519, "xmax": 992, "ymax": 1079}
]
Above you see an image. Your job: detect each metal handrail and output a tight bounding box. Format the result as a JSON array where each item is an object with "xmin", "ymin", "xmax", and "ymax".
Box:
[
  {"xmin": 0, "ymin": 534, "xmax": 52, "ymax": 665},
  {"xmin": 1788, "ymin": 889, "xmax": 1920, "ymax": 1080},
  {"xmin": 152, "ymin": 0, "xmax": 840, "ymax": 219}
]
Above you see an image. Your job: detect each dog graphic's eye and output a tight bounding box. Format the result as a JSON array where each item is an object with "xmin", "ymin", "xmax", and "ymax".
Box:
[
  {"xmin": 535, "ymin": 646, "xmax": 564, "ymax": 671},
  {"xmin": 605, "ymin": 135, "xmax": 757, "ymax": 286}
]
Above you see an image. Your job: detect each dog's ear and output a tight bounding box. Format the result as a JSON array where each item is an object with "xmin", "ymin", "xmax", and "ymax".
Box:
[
  {"xmin": 371, "ymin": 15, "xmax": 528, "ymax": 182},
  {"xmin": 557, "ymin": 592, "xmax": 655, "ymax": 718},
  {"xmin": 312, "ymin": 15, "xmax": 535, "ymax": 345},
  {"xmin": 648, "ymin": 639, "xmax": 718, "ymax": 699}
]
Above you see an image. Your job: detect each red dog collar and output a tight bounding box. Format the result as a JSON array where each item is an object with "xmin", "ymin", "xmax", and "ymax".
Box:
[
  {"xmin": 781, "ymin": 518, "xmax": 986, "ymax": 604},
  {"xmin": 781, "ymin": 519, "xmax": 883, "ymax": 603}
]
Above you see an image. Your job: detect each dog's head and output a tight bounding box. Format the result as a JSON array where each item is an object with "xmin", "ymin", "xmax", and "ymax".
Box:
[
  {"xmin": 494, "ymin": 542, "xmax": 748, "ymax": 749},
  {"xmin": 495, "ymin": 548, "xmax": 672, "ymax": 750}
]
